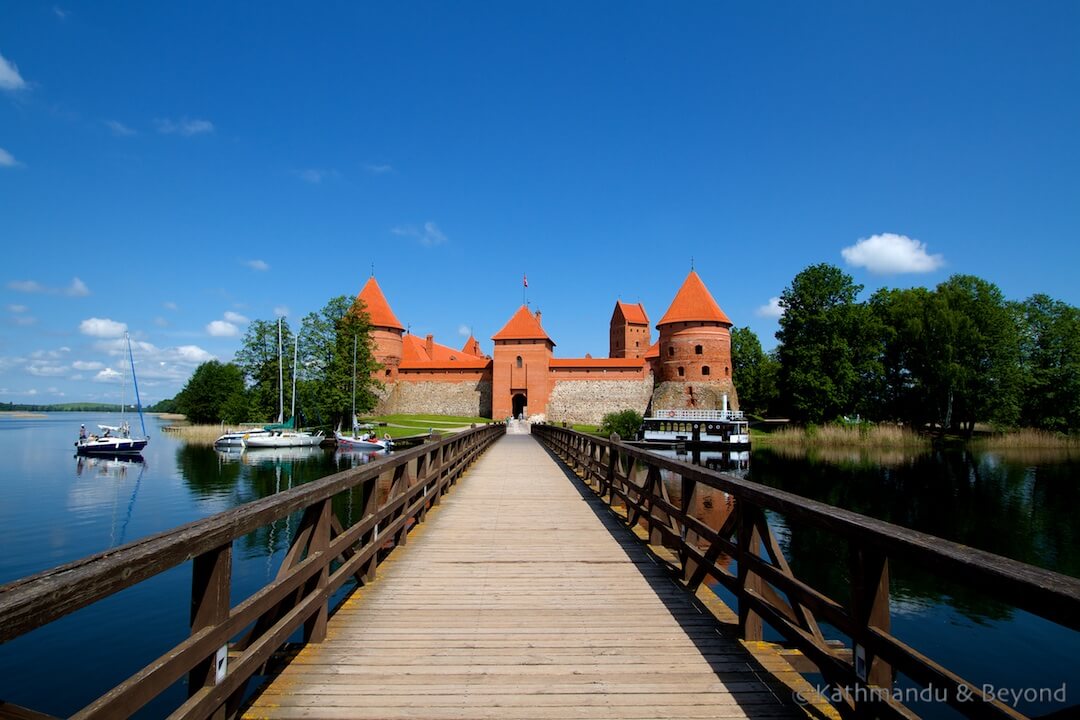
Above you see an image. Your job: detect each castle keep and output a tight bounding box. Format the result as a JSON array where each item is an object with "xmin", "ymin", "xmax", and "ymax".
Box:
[{"xmin": 359, "ymin": 270, "xmax": 738, "ymax": 424}]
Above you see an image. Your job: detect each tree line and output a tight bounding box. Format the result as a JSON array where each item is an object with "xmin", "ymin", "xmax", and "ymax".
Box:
[
  {"xmin": 732, "ymin": 264, "xmax": 1080, "ymax": 435},
  {"xmin": 173, "ymin": 295, "xmax": 381, "ymax": 428}
]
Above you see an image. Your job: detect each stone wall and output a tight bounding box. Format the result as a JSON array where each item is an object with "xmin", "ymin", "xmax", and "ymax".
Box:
[
  {"xmin": 545, "ymin": 377, "xmax": 654, "ymax": 425},
  {"xmin": 650, "ymin": 379, "xmax": 740, "ymax": 412},
  {"xmin": 376, "ymin": 380, "xmax": 492, "ymax": 417}
]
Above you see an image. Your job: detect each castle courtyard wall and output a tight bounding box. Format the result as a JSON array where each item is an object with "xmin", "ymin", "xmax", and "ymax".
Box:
[
  {"xmin": 544, "ymin": 376, "xmax": 654, "ymax": 425},
  {"xmin": 376, "ymin": 380, "xmax": 493, "ymax": 418}
]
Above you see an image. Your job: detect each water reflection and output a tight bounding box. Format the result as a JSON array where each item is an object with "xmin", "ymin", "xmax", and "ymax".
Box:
[{"xmin": 69, "ymin": 454, "xmax": 147, "ymax": 548}]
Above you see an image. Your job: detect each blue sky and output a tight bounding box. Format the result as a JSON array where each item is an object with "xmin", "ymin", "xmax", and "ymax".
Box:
[{"xmin": 2, "ymin": 2, "xmax": 1078, "ymax": 405}]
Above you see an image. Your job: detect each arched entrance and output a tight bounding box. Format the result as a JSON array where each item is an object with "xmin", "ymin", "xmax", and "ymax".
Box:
[{"xmin": 512, "ymin": 393, "xmax": 527, "ymax": 419}]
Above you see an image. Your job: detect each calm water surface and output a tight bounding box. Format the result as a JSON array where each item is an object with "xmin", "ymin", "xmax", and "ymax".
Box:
[
  {"xmin": 2, "ymin": 415, "xmax": 1078, "ymax": 718},
  {"xmin": 0, "ymin": 413, "xmax": 377, "ymax": 718},
  {"xmin": 693, "ymin": 443, "xmax": 1080, "ymax": 719}
]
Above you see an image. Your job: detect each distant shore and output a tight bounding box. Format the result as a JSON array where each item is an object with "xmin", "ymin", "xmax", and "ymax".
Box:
[{"xmin": 0, "ymin": 411, "xmax": 48, "ymax": 418}]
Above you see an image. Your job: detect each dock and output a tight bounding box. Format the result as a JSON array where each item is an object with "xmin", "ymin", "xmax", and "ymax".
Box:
[{"xmin": 243, "ymin": 433, "xmax": 800, "ymax": 719}]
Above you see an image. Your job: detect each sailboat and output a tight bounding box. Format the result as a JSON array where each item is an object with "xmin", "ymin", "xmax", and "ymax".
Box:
[
  {"xmin": 335, "ymin": 335, "xmax": 394, "ymax": 452},
  {"xmin": 75, "ymin": 333, "xmax": 150, "ymax": 456},
  {"xmin": 243, "ymin": 319, "xmax": 324, "ymax": 449}
]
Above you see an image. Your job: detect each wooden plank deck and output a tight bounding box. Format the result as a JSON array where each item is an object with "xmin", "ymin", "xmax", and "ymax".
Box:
[{"xmin": 244, "ymin": 433, "xmax": 803, "ymax": 720}]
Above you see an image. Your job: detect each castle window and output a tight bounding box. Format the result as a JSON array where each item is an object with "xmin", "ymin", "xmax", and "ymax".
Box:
[
  {"xmin": 725, "ymin": 366, "xmax": 730, "ymax": 377},
  {"xmin": 677, "ymin": 366, "xmax": 685, "ymax": 377},
  {"xmin": 695, "ymin": 345, "xmax": 703, "ymax": 355},
  {"xmin": 516, "ymin": 356, "xmax": 523, "ymax": 368},
  {"xmin": 668, "ymin": 347, "xmax": 675, "ymax": 357},
  {"xmin": 702, "ymin": 366, "xmax": 711, "ymax": 376}
]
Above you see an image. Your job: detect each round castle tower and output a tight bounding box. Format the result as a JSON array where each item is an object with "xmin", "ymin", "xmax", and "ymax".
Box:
[
  {"xmin": 356, "ymin": 276, "xmax": 404, "ymax": 380},
  {"xmin": 651, "ymin": 270, "xmax": 739, "ymax": 410}
]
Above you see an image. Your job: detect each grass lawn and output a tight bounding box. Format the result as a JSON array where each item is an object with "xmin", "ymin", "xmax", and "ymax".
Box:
[{"xmin": 360, "ymin": 413, "xmax": 494, "ymax": 437}]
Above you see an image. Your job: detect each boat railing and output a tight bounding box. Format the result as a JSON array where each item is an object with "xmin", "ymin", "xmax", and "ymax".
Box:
[{"xmin": 649, "ymin": 408, "xmax": 746, "ymax": 422}]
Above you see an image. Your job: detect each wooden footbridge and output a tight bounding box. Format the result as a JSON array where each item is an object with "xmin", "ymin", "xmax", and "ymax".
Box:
[{"xmin": 2, "ymin": 424, "xmax": 1078, "ymax": 720}]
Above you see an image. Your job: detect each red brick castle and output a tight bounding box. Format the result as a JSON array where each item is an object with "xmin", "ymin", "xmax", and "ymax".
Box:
[{"xmin": 357, "ymin": 270, "xmax": 739, "ymax": 424}]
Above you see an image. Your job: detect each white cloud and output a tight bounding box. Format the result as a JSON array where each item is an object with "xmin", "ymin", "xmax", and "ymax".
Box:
[
  {"xmin": 392, "ymin": 221, "xmax": 448, "ymax": 247},
  {"xmin": 841, "ymin": 233, "xmax": 945, "ymax": 275},
  {"xmin": 153, "ymin": 316, "xmax": 169, "ymax": 327},
  {"xmin": 79, "ymin": 317, "xmax": 127, "ymax": 338},
  {"xmin": 0, "ymin": 147, "xmax": 20, "ymax": 167},
  {"xmin": 12, "ymin": 315, "xmax": 36, "ymax": 326},
  {"xmin": 8, "ymin": 277, "xmax": 91, "ymax": 295},
  {"xmin": 756, "ymin": 297, "xmax": 785, "ymax": 319},
  {"xmin": 27, "ymin": 361, "xmax": 67, "ymax": 377},
  {"xmin": 224, "ymin": 311, "xmax": 249, "ymax": 324},
  {"xmin": 8, "ymin": 304, "xmax": 27, "ymax": 313},
  {"xmin": 66, "ymin": 277, "xmax": 90, "ymax": 296},
  {"xmin": 245, "ymin": 259, "xmax": 270, "ymax": 271},
  {"xmin": 365, "ymin": 163, "xmax": 393, "ymax": 175},
  {"xmin": 297, "ymin": 168, "xmax": 338, "ymax": 184},
  {"xmin": 53, "ymin": 6, "xmax": 68, "ymax": 20},
  {"xmin": 458, "ymin": 325, "xmax": 471, "ymax": 336},
  {"xmin": 206, "ymin": 320, "xmax": 239, "ymax": 337},
  {"xmin": 73, "ymin": 360, "xmax": 104, "ymax": 371},
  {"xmin": 0, "ymin": 52, "xmax": 26, "ymax": 91},
  {"xmin": 175, "ymin": 345, "xmax": 214, "ymax": 363},
  {"xmin": 104, "ymin": 119, "xmax": 135, "ymax": 136},
  {"xmin": 164, "ymin": 301, "xmax": 178, "ymax": 311},
  {"xmin": 274, "ymin": 306, "xmax": 289, "ymax": 318},
  {"xmin": 94, "ymin": 367, "xmax": 123, "ymax": 383},
  {"xmin": 156, "ymin": 117, "xmax": 215, "ymax": 136}
]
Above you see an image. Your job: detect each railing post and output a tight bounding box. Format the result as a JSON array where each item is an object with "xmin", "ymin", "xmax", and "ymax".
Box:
[
  {"xmin": 736, "ymin": 503, "xmax": 764, "ymax": 641},
  {"xmin": 189, "ymin": 542, "xmax": 232, "ymax": 719},
  {"xmin": 850, "ymin": 545, "xmax": 893, "ymax": 707},
  {"xmin": 303, "ymin": 498, "xmax": 332, "ymax": 643}
]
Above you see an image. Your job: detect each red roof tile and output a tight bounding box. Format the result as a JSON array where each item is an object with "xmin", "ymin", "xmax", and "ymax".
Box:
[
  {"xmin": 399, "ymin": 333, "xmax": 491, "ymax": 369},
  {"xmin": 549, "ymin": 358, "xmax": 645, "ymax": 369},
  {"xmin": 644, "ymin": 340, "xmax": 660, "ymax": 359},
  {"xmin": 491, "ymin": 306, "xmax": 553, "ymax": 343},
  {"xmin": 461, "ymin": 335, "xmax": 485, "ymax": 357},
  {"xmin": 656, "ymin": 271, "xmax": 731, "ymax": 326},
  {"xmin": 615, "ymin": 301, "xmax": 649, "ymax": 325},
  {"xmin": 356, "ymin": 277, "xmax": 404, "ymax": 331}
]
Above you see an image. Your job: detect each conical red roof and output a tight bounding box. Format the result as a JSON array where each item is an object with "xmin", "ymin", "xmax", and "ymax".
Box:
[
  {"xmin": 492, "ymin": 306, "xmax": 553, "ymax": 343},
  {"xmin": 656, "ymin": 271, "xmax": 731, "ymax": 326},
  {"xmin": 356, "ymin": 277, "xmax": 404, "ymax": 331},
  {"xmin": 461, "ymin": 335, "xmax": 484, "ymax": 357}
]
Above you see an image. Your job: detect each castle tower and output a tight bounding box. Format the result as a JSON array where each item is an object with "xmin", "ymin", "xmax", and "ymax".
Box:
[
  {"xmin": 652, "ymin": 270, "xmax": 739, "ymax": 409},
  {"xmin": 491, "ymin": 306, "xmax": 554, "ymax": 419},
  {"xmin": 609, "ymin": 301, "xmax": 650, "ymax": 359},
  {"xmin": 356, "ymin": 276, "xmax": 404, "ymax": 380}
]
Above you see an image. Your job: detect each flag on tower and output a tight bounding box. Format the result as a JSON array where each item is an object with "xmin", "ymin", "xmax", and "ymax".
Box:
[{"xmin": 523, "ymin": 273, "xmax": 528, "ymax": 288}]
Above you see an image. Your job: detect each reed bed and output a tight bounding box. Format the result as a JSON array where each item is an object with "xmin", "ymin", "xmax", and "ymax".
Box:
[
  {"xmin": 161, "ymin": 423, "xmax": 262, "ymax": 446},
  {"xmin": 760, "ymin": 423, "xmax": 929, "ymax": 449},
  {"xmin": 974, "ymin": 428, "xmax": 1080, "ymax": 450}
]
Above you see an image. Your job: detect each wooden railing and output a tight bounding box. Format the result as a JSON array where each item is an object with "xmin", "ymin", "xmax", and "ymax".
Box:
[
  {"xmin": 532, "ymin": 424, "xmax": 1080, "ymax": 720},
  {"xmin": 0, "ymin": 423, "xmax": 504, "ymax": 720}
]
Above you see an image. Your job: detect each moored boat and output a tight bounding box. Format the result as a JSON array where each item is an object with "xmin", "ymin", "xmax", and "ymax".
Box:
[
  {"xmin": 75, "ymin": 334, "xmax": 150, "ymax": 456},
  {"xmin": 334, "ymin": 429, "xmax": 393, "ymax": 452},
  {"xmin": 638, "ymin": 407, "xmax": 750, "ymax": 447}
]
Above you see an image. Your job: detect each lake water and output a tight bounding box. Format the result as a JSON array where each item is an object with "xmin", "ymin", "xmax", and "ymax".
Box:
[
  {"xmin": 0, "ymin": 412, "xmax": 380, "ymax": 718},
  {"xmin": 1, "ymin": 415, "xmax": 1077, "ymax": 718}
]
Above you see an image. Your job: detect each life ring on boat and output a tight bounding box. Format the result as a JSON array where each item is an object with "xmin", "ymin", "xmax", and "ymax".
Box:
[
  {"xmin": 384, "ymin": 433, "xmax": 391, "ymax": 441},
  {"xmin": 666, "ymin": 410, "xmax": 676, "ymax": 418}
]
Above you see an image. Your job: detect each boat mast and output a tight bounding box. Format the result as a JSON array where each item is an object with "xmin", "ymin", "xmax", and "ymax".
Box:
[
  {"xmin": 126, "ymin": 333, "xmax": 147, "ymax": 439},
  {"xmin": 351, "ymin": 334, "xmax": 357, "ymax": 432},
  {"xmin": 277, "ymin": 318, "xmax": 284, "ymax": 424},
  {"xmin": 291, "ymin": 332, "xmax": 298, "ymax": 424}
]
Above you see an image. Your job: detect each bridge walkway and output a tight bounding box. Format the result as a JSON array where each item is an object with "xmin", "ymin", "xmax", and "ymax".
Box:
[{"xmin": 245, "ymin": 433, "xmax": 804, "ymax": 719}]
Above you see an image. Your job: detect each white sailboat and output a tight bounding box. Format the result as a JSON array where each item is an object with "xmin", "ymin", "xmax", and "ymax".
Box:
[
  {"xmin": 75, "ymin": 333, "xmax": 150, "ymax": 456},
  {"xmin": 243, "ymin": 319, "xmax": 324, "ymax": 449},
  {"xmin": 335, "ymin": 335, "xmax": 394, "ymax": 452}
]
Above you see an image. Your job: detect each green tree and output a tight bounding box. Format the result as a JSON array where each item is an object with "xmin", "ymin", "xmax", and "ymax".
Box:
[
  {"xmin": 775, "ymin": 264, "xmax": 881, "ymax": 423},
  {"xmin": 925, "ymin": 275, "xmax": 1022, "ymax": 435},
  {"xmin": 730, "ymin": 326, "xmax": 779, "ymax": 415},
  {"xmin": 235, "ymin": 318, "xmax": 295, "ymax": 422},
  {"xmin": 868, "ymin": 287, "xmax": 935, "ymax": 426},
  {"xmin": 299, "ymin": 296, "xmax": 380, "ymax": 430},
  {"xmin": 1014, "ymin": 294, "xmax": 1080, "ymax": 431},
  {"xmin": 174, "ymin": 361, "xmax": 248, "ymax": 424},
  {"xmin": 599, "ymin": 409, "xmax": 643, "ymax": 439}
]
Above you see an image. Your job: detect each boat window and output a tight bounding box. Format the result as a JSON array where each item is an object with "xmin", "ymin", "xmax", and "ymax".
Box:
[
  {"xmin": 516, "ymin": 356, "xmax": 523, "ymax": 368},
  {"xmin": 695, "ymin": 345, "xmax": 703, "ymax": 355},
  {"xmin": 677, "ymin": 366, "xmax": 684, "ymax": 377},
  {"xmin": 702, "ymin": 366, "xmax": 710, "ymax": 376}
]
